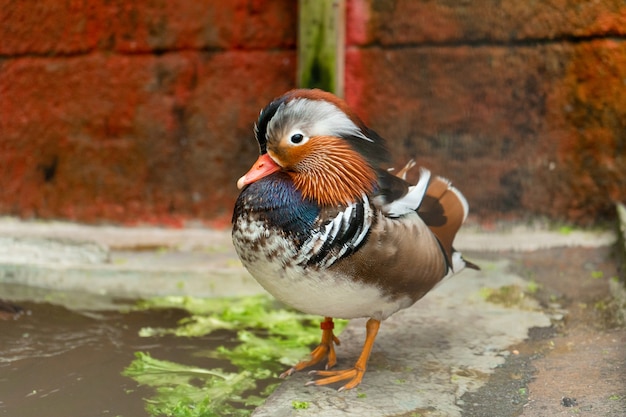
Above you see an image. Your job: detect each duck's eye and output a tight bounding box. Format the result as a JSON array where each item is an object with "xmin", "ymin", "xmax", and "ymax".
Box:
[{"xmin": 290, "ymin": 133, "xmax": 304, "ymax": 144}]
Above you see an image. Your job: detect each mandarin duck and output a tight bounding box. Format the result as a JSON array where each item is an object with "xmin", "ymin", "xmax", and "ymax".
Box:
[{"xmin": 232, "ymin": 89, "xmax": 477, "ymax": 391}]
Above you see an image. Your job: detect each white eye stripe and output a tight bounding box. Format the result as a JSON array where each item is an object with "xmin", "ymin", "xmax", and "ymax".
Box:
[{"xmin": 267, "ymin": 98, "xmax": 372, "ymax": 142}]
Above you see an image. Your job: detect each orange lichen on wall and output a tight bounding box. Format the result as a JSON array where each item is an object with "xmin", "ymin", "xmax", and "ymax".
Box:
[{"xmin": 534, "ymin": 40, "xmax": 626, "ymax": 224}]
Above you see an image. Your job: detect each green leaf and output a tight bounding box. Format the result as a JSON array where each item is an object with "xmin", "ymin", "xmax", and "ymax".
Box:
[
  {"xmin": 124, "ymin": 295, "xmax": 348, "ymax": 417},
  {"xmin": 124, "ymin": 352, "xmax": 257, "ymax": 417},
  {"xmin": 123, "ymin": 352, "xmax": 231, "ymax": 385},
  {"xmin": 133, "ymin": 295, "xmax": 346, "ymax": 339}
]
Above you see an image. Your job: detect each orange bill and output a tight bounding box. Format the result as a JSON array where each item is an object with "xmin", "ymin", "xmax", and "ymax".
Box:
[{"xmin": 237, "ymin": 153, "xmax": 281, "ymax": 189}]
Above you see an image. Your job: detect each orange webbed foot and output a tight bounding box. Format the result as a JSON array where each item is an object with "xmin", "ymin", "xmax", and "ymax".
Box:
[
  {"xmin": 280, "ymin": 317, "xmax": 340, "ymax": 378},
  {"xmin": 306, "ymin": 366, "xmax": 365, "ymax": 391},
  {"xmin": 308, "ymin": 318, "xmax": 381, "ymax": 391},
  {"xmin": 288, "ymin": 317, "xmax": 380, "ymax": 391}
]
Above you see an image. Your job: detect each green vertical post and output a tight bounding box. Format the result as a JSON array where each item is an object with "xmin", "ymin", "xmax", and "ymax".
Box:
[{"xmin": 298, "ymin": 0, "xmax": 345, "ymax": 97}]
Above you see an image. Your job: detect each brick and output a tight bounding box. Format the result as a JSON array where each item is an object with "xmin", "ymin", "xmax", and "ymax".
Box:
[
  {"xmin": 528, "ymin": 40, "xmax": 626, "ymax": 223},
  {"xmin": 347, "ymin": 0, "xmax": 626, "ymax": 46},
  {"xmin": 0, "ymin": 51, "xmax": 296, "ymax": 223},
  {"xmin": 345, "ymin": 41, "xmax": 626, "ymax": 223},
  {"xmin": 0, "ymin": 1, "xmax": 296, "ymax": 56},
  {"xmin": 109, "ymin": 0, "xmax": 297, "ymax": 52},
  {"xmin": 0, "ymin": 0, "xmax": 106, "ymax": 55},
  {"xmin": 345, "ymin": 45, "xmax": 556, "ymax": 219}
]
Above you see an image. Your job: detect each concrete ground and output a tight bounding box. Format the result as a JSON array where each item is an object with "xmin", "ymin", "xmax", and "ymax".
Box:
[{"xmin": 0, "ymin": 216, "xmax": 624, "ymax": 416}]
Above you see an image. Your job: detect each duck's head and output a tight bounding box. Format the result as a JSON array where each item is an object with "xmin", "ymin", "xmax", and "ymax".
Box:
[{"xmin": 237, "ymin": 89, "xmax": 390, "ymax": 206}]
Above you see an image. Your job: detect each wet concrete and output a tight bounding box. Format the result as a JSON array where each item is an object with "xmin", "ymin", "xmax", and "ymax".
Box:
[
  {"xmin": 465, "ymin": 247, "xmax": 626, "ymax": 417},
  {"xmin": 0, "ymin": 217, "xmax": 625, "ymax": 416}
]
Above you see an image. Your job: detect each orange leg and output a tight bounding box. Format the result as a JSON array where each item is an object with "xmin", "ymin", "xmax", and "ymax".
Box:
[
  {"xmin": 307, "ymin": 318, "xmax": 380, "ymax": 391},
  {"xmin": 280, "ymin": 317, "xmax": 341, "ymax": 378}
]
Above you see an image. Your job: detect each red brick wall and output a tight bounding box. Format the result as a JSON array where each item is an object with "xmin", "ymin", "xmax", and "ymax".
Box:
[
  {"xmin": 0, "ymin": 0, "xmax": 297, "ymax": 226},
  {"xmin": 345, "ymin": 0, "xmax": 626, "ymax": 225},
  {"xmin": 1, "ymin": 1, "xmax": 625, "ymax": 226}
]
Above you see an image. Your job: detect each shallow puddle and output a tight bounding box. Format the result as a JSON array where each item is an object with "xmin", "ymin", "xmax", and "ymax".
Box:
[{"xmin": 0, "ymin": 300, "xmax": 238, "ymax": 417}]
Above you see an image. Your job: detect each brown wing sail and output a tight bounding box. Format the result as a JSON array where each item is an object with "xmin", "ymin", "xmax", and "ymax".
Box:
[{"xmin": 418, "ymin": 176, "xmax": 468, "ymax": 266}]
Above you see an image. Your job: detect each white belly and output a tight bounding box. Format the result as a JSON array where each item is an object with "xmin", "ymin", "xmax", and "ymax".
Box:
[
  {"xmin": 232, "ymin": 219, "xmax": 411, "ymax": 320},
  {"xmin": 245, "ymin": 257, "xmax": 411, "ymax": 320}
]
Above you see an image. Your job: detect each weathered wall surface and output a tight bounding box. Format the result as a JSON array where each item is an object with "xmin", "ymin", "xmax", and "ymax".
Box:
[
  {"xmin": 345, "ymin": 0, "xmax": 626, "ymax": 224},
  {"xmin": 1, "ymin": 1, "xmax": 625, "ymax": 226},
  {"xmin": 0, "ymin": 1, "xmax": 297, "ymax": 226}
]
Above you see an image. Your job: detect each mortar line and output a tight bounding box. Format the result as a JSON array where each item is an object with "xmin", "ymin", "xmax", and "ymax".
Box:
[
  {"xmin": 349, "ymin": 34, "xmax": 626, "ymax": 51},
  {"xmin": 1, "ymin": 33, "xmax": 623, "ymax": 61},
  {"xmin": 0, "ymin": 45, "xmax": 295, "ymax": 61}
]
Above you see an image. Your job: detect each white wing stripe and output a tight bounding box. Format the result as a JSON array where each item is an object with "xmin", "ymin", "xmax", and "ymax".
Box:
[
  {"xmin": 298, "ymin": 195, "xmax": 374, "ymax": 268},
  {"xmin": 353, "ymin": 195, "xmax": 372, "ymax": 248}
]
